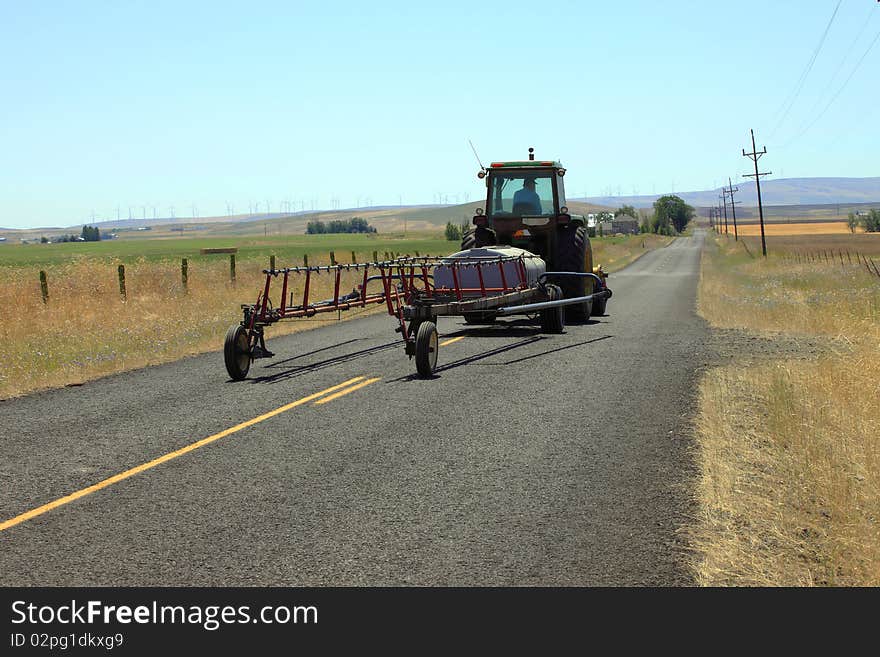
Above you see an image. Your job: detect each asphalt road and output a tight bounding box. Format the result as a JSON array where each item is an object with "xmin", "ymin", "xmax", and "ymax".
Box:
[{"xmin": 0, "ymin": 230, "xmax": 710, "ymax": 586}]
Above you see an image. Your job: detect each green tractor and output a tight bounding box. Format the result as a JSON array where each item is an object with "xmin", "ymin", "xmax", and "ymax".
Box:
[{"xmin": 462, "ymin": 147, "xmax": 609, "ymax": 321}]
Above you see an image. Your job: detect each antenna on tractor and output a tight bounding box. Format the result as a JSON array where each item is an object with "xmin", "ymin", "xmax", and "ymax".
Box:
[
  {"xmin": 469, "ymin": 139, "xmax": 486, "ymax": 178},
  {"xmin": 528, "ymin": 147, "xmax": 534, "ymax": 161}
]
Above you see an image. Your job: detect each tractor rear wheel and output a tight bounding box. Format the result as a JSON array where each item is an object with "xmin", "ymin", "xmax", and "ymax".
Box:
[
  {"xmin": 415, "ymin": 321, "xmax": 439, "ymax": 377},
  {"xmin": 224, "ymin": 324, "xmax": 251, "ymax": 381},
  {"xmin": 461, "ymin": 226, "xmax": 496, "ymax": 251},
  {"xmin": 555, "ymin": 225, "xmax": 593, "ymax": 322}
]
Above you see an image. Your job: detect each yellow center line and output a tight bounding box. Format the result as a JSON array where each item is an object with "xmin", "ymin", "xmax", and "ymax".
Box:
[
  {"xmin": 0, "ymin": 376, "xmax": 367, "ymax": 533},
  {"xmin": 313, "ymin": 377, "xmax": 381, "ymax": 405},
  {"xmin": 440, "ymin": 336, "xmax": 465, "ymax": 347}
]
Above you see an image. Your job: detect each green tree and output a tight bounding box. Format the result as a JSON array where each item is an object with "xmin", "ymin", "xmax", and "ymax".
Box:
[
  {"xmin": 445, "ymin": 221, "xmax": 461, "ymax": 241},
  {"xmin": 81, "ymin": 225, "xmax": 100, "ymax": 241},
  {"xmin": 615, "ymin": 204, "xmax": 638, "ymax": 219},
  {"xmin": 847, "ymin": 211, "xmax": 859, "ymax": 233},
  {"xmin": 651, "ymin": 195, "xmax": 694, "ymax": 234},
  {"xmin": 864, "ymin": 208, "xmax": 880, "ymax": 232}
]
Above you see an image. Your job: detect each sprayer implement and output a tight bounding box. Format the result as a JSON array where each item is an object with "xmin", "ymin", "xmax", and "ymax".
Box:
[{"xmin": 224, "ymin": 249, "xmax": 611, "ymax": 380}]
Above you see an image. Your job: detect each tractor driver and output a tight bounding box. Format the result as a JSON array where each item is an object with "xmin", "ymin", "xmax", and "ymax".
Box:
[{"xmin": 512, "ymin": 177, "xmax": 543, "ymax": 215}]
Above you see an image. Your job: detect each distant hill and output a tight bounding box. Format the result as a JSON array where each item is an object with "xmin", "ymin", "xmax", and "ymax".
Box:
[{"xmin": 580, "ymin": 177, "xmax": 880, "ymax": 209}]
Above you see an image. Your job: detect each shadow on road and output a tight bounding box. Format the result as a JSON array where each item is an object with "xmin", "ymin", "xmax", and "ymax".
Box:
[
  {"xmin": 246, "ymin": 339, "xmax": 400, "ymax": 384},
  {"xmin": 502, "ymin": 335, "xmax": 612, "ymax": 365},
  {"xmin": 386, "ymin": 336, "xmax": 545, "ymax": 382}
]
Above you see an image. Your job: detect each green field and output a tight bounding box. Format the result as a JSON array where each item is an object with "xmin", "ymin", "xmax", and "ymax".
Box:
[{"xmin": 0, "ymin": 232, "xmax": 456, "ymax": 268}]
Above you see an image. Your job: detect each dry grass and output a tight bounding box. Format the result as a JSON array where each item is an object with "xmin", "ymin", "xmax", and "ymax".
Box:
[
  {"xmin": 0, "ymin": 255, "xmax": 377, "ymax": 400},
  {"xmin": 692, "ymin": 235, "xmax": 880, "ymax": 586}
]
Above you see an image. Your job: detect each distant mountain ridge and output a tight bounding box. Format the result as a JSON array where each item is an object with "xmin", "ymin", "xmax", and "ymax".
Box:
[{"xmin": 580, "ymin": 177, "xmax": 880, "ymax": 209}]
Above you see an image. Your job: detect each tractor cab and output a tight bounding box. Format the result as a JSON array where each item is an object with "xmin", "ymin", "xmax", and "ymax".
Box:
[{"xmin": 470, "ymin": 148, "xmax": 584, "ymax": 262}]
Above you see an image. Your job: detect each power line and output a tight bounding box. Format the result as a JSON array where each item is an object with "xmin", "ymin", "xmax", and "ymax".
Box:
[
  {"xmin": 768, "ymin": 0, "xmax": 842, "ymax": 140},
  {"xmin": 781, "ymin": 23, "xmax": 880, "ymax": 148}
]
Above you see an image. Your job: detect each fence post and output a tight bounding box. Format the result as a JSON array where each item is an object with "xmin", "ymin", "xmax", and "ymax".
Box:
[
  {"xmin": 229, "ymin": 254, "xmax": 236, "ymax": 283},
  {"xmin": 39, "ymin": 270, "xmax": 49, "ymax": 304},
  {"xmin": 351, "ymin": 251, "xmax": 357, "ymax": 264},
  {"xmin": 373, "ymin": 250, "xmax": 378, "ymax": 262},
  {"xmin": 303, "ymin": 253, "xmax": 309, "ymax": 267},
  {"xmin": 181, "ymin": 258, "xmax": 188, "ymax": 294},
  {"xmin": 330, "ymin": 251, "xmax": 336, "ymax": 266},
  {"xmin": 117, "ymin": 264, "xmax": 127, "ymax": 300},
  {"xmin": 270, "ymin": 254, "xmax": 276, "ymax": 271}
]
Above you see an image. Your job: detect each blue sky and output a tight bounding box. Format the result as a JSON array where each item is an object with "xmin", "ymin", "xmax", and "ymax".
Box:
[{"xmin": 1, "ymin": 0, "xmax": 878, "ymax": 229}]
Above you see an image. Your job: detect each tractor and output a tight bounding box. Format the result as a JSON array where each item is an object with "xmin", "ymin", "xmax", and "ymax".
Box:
[{"xmin": 462, "ymin": 147, "xmax": 608, "ymax": 322}]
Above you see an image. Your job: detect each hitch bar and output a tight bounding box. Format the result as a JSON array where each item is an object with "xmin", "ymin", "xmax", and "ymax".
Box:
[{"xmin": 496, "ymin": 272, "xmax": 612, "ymax": 316}]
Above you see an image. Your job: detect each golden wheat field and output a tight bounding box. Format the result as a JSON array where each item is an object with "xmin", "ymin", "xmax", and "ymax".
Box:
[{"xmin": 728, "ymin": 221, "xmax": 863, "ymax": 236}]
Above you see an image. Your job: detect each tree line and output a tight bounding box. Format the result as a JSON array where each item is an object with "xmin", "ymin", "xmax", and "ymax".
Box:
[
  {"xmin": 847, "ymin": 209, "xmax": 880, "ymax": 233},
  {"xmin": 306, "ymin": 217, "xmax": 376, "ymax": 234}
]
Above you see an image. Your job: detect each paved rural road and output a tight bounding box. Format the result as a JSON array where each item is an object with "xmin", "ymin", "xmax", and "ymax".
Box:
[{"xmin": 0, "ymin": 231, "xmax": 710, "ymax": 586}]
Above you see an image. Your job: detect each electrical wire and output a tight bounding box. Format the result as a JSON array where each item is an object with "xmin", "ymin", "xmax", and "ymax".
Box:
[
  {"xmin": 767, "ymin": 0, "xmax": 843, "ymax": 140},
  {"xmin": 780, "ymin": 24, "xmax": 880, "ymax": 148}
]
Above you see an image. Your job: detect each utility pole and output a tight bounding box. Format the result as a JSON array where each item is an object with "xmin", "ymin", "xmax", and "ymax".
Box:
[
  {"xmin": 725, "ymin": 177, "xmax": 740, "ymax": 241},
  {"xmin": 743, "ymin": 128, "xmax": 771, "ymax": 257},
  {"xmin": 719, "ymin": 193, "xmax": 729, "ymax": 235}
]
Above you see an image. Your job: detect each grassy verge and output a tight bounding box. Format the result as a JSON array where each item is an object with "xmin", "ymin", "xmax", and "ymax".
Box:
[
  {"xmin": 0, "ymin": 232, "xmax": 670, "ymax": 400},
  {"xmin": 692, "ymin": 233, "xmax": 880, "ymax": 585}
]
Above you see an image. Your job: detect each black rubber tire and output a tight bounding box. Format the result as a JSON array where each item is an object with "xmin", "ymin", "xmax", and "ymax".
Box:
[
  {"xmin": 415, "ymin": 321, "xmax": 439, "ymax": 378},
  {"xmin": 539, "ymin": 284, "xmax": 565, "ymax": 334},
  {"xmin": 591, "ymin": 279, "xmax": 608, "ymax": 316},
  {"xmin": 463, "ymin": 312, "xmax": 497, "ymax": 325},
  {"xmin": 224, "ymin": 324, "xmax": 251, "ymax": 381},
  {"xmin": 555, "ymin": 224, "xmax": 592, "ymax": 322},
  {"xmin": 460, "ymin": 226, "xmax": 496, "ymax": 251}
]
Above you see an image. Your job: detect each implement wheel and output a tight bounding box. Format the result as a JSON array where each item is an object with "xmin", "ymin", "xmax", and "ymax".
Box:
[
  {"xmin": 415, "ymin": 321, "xmax": 439, "ymax": 378},
  {"xmin": 224, "ymin": 324, "xmax": 251, "ymax": 381}
]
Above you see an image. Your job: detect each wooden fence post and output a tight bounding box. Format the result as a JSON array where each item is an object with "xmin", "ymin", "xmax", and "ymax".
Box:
[
  {"xmin": 303, "ymin": 254, "xmax": 309, "ymax": 267},
  {"xmin": 330, "ymin": 251, "xmax": 336, "ymax": 266},
  {"xmin": 270, "ymin": 254, "xmax": 276, "ymax": 271},
  {"xmin": 229, "ymin": 254, "xmax": 236, "ymax": 283},
  {"xmin": 117, "ymin": 265, "xmax": 127, "ymax": 300},
  {"xmin": 39, "ymin": 270, "xmax": 49, "ymax": 304},
  {"xmin": 181, "ymin": 258, "xmax": 188, "ymax": 294},
  {"xmin": 351, "ymin": 251, "xmax": 357, "ymax": 264}
]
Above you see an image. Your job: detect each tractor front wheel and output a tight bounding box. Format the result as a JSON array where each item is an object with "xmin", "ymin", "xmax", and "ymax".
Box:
[
  {"xmin": 539, "ymin": 284, "xmax": 565, "ymax": 334},
  {"xmin": 591, "ymin": 276, "xmax": 608, "ymax": 316}
]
